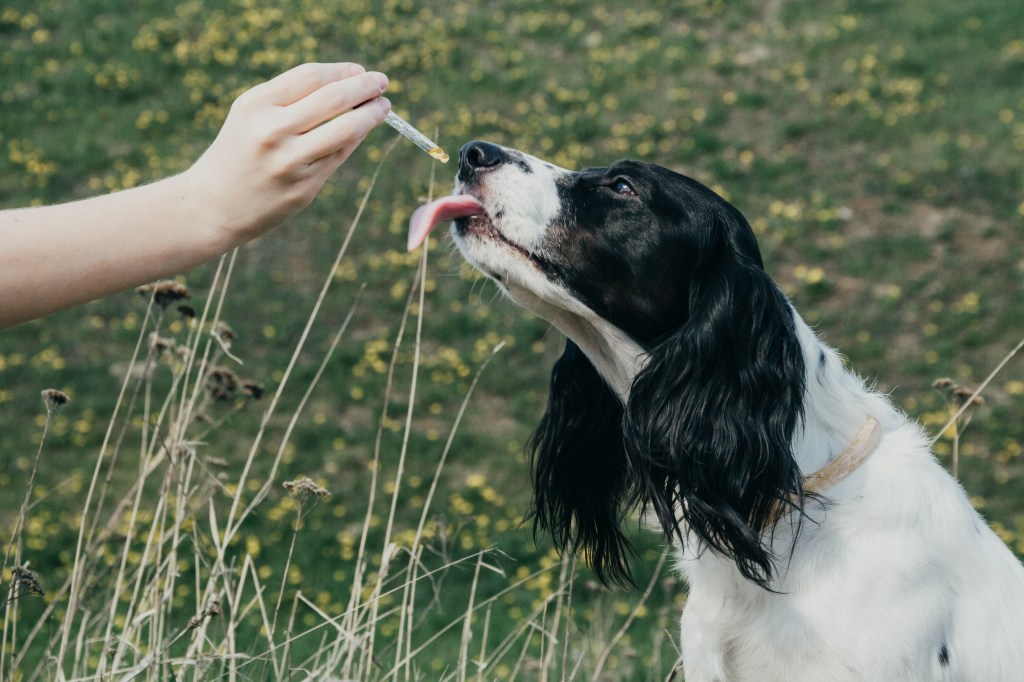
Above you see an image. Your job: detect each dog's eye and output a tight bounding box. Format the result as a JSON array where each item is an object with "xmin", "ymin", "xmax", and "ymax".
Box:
[{"xmin": 611, "ymin": 178, "xmax": 636, "ymax": 196}]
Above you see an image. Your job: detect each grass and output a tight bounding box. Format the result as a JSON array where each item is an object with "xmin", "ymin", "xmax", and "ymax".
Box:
[{"xmin": 1, "ymin": 0, "xmax": 1023, "ymax": 678}]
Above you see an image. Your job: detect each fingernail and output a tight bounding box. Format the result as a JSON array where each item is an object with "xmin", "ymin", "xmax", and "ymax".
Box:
[
  {"xmin": 378, "ymin": 97, "xmax": 392, "ymax": 114},
  {"xmin": 375, "ymin": 73, "xmax": 389, "ymax": 92}
]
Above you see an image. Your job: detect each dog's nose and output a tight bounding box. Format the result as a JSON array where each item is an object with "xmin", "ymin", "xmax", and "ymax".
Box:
[{"xmin": 459, "ymin": 141, "xmax": 505, "ymax": 181}]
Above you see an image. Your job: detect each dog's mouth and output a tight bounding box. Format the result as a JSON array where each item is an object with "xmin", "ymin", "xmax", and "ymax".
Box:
[
  {"xmin": 407, "ymin": 194, "xmax": 485, "ymax": 250},
  {"xmin": 407, "ymin": 194, "xmax": 552, "ymax": 273}
]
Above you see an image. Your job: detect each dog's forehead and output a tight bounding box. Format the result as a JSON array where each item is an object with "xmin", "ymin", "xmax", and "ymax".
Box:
[
  {"xmin": 483, "ymin": 144, "xmax": 564, "ymax": 175},
  {"xmin": 574, "ymin": 159, "xmax": 687, "ymax": 186},
  {"xmin": 489, "ymin": 146, "xmax": 678, "ymax": 188}
]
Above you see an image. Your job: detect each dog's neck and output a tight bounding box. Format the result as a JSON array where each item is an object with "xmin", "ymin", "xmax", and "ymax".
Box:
[
  {"xmin": 789, "ymin": 316, "xmax": 888, "ymax": 476},
  {"xmin": 557, "ymin": 316, "xmax": 645, "ymax": 400},
  {"xmin": 560, "ymin": 304, "xmax": 885, "ymax": 478},
  {"xmin": 507, "ymin": 285, "xmax": 647, "ymax": 400}
]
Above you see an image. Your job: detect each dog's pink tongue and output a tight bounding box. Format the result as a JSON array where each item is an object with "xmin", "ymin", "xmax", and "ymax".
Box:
[{"xmin": 408, "ymin": 195, "xmax": 484, "ymax": 251}]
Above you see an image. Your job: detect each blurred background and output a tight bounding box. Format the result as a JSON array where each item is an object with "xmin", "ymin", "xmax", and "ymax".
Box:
[{"xmin": 1, "ymin": 0, "xmax": 1022, "ymax": 677}]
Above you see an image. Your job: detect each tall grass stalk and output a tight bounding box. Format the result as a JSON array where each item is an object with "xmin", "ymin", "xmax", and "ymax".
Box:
[
  {"xmin": 385, "ymin": 164, "xmax": 435, "ymax": 682},
  {"xmin": 931, "ymin": 335, "xmax": 1024, "ymax": 447},
  {"xmin": 350, "ymin": 257, "xmax": 421, "ymax": 678},
  {"xmin": 1, "ymin": 390, "xmax": 65, "ymax": 677},
  {"xmin": 457, "ymin": 551, "xmax": 485, "ymax": 682},
  {"xmin": 55, "ymin": 293, "xmax": 159, "ymax": 673},
  {"xmin": 592, "ymin": 552, "xmax": 669, "ymax": 679}
]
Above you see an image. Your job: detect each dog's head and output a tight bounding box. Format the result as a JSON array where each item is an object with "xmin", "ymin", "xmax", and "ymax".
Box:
[{"xmin": 411, "ymin": 141, "xmax": 806, "ymax": 587}]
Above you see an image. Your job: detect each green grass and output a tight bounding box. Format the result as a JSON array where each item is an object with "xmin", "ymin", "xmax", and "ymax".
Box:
[{"xmin": 1, "ymin": 0, "xmax": 1023, "ymax": 678}]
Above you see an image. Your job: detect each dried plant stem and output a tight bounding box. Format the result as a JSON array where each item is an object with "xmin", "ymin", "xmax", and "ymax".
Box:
[
  {"xmin": 165, "ymin": 142, "xmax": 397, "ymax": 682},
  {"xmin": 390, "ymin": 562, "xmax": 555, "ymax": 676},
  {"xmin": 351, "ymin": 268, "xmax": 420, "ymax": 677},
  {"xmin": 216, "ymin": 140, "xmax": 397, "ymax": 561},
  {"xmin": 383, "ymin": 229, "xmax": 430, "ymax": 682},
  {"xmin": 330, "ymin": 332, "xmax": 504, "ymax": 678},
  {"xmin": 384, "ymin": 159, "xmax": 437, "ymax": 682},
  {"xmin": 84, "ymin": 303, "xmax": 167, "ymax": 549},
  {"xmin": 263, "ymin": 504, "xmax": 305, "ymax": 681},
  {"xmin": 294, "ymin": 550, "xmax": 496, "ymax": 672},
  {"xmin": 394, "ymin": 543, "xmax": 423, "ymax": 682},
  {"xmin": 179, "ymin": 249, "xmax": 238, "ymax": 427},
  {"xmin": 539, "ymin": 556, "xmax": 574, "ymax": 680},
  {"xmin": 951, "ymin": 423, "xmax": 961, "ymax": 478},
  {"xmin": 1, "ymin": 412, "xmax": 50, "ymax": 582},
  {"xmin": 930, "ymin": 335, "xmax": 1024, "ymax": 447},
  {"xmin": 592, "ymin": 551, "xmax": 669, "ymax": 679},
  {"xmin": 561, "ymin": 558, "xmax": 577, "ymax": 678},
  {"xmin": 99, "ymin": 374, "xmax": 167, "ymax": 673},
  {"xmin": 55, "ymin": 294, "xmax": 159, "ymax": 670},
  {"xmin": 475, "ymin": 603, "xmax": 493, "ymax": 682},
  {"xmin": 411, "ymin": 352, "xmax": 506, "ymax": 554},
  {"xmin": 0, "ymin": 400, "xmax": 56, "ymax": 677},
  {"xmin": 508, "ymin": 615, "xmax": 538, "ymax": 681},
  {"xmin": 238, "ymin": 285, "xmax": 364, "ymax": 536},
  {"xmin": 101, "ymin": 293, "xmax": 212, "ymax": 675},
  {"xmin": 457, "ymin": 552, "xmax": 486, "ymax": 682},
  {"xmin": 258, "ymin": 291, "xmax": 364, "ymax": 680}
]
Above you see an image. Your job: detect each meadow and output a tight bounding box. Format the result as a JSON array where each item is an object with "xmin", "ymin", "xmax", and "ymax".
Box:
[{"xmin": 1, "ymin": 0, "xmax": 1022, "ymax": 678}]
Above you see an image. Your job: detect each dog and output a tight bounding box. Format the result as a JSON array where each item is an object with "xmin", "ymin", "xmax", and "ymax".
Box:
[{"xmin": 408, "ymin": 141, "xmax": 1024, "ymax": 680}]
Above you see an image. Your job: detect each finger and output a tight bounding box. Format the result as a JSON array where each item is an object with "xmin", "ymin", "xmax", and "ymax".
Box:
[
  {"xmin": 250, "ymin": 62, "xmax": 366, "ymax": 107},
  {"xmin": 308, "ymin": 144, "xmax": 360, "ymax": 178},
  {"xmin": 300, "ymin": 97, "xmax": 391, "ymax": 162},
  {"xmin": 285, "ymin": 71, "xmax": 388, "ymax": 134}
]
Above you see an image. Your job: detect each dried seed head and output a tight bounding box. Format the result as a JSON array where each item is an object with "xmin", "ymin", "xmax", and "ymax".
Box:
[
  {"xmin": 12, "ymin": 564, "xmax": 44, "ymax": 597},
  {"xmin": 150, "ymin": 333, "xmax": 177, "ymax": 356},
  {"xmin": 205, "ymin": 366, "xmax": 240, "ymax": 401},
  {"xmin": 41, "ymin": 389, "xmax": 70, "ymax": 415},
  {"xmin": 283, "ymin": 476, "xmax": 331, "ymax": 502},
  {"xmin": 934, "ymin": 378, "xmax": 986, "ymax": 408},
  {"xmin": 212, "ymin": 321, "xmax": 237, "ymax": 346},
  {"xmin": 187, "ymin": 597, "xmax": 222, "ymax": 630},
  {"xmin": 177, "ymin": 304, "xmax": 197, "ymax": 319},
  {"xmin": 950, "ymin": 385, "xmax": 985, "ymax": 407},
  {"xmin": 136, "ymin": 280, "xmax": 191, "ymax": 308},
  {"xmin": 173, "ymin": 444, "xmax": 196, "ymax": 462},
  {"xmin": 240, "ymin": 379, "xmax": 265, "ymax": 400},
  {"xmin": 204, "ymin": 597, "xmax": 222, "ymax": 618}
]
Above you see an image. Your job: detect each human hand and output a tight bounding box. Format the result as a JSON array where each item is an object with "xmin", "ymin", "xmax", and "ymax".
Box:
[{"xmin": 185, "ymin": 62, "xmax": 390, "ymax": 246}]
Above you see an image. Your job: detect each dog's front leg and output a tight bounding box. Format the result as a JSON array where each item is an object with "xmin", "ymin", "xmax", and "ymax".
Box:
[{"xmin": 679, "ymin": 594, "xmax": 733, "ymax": 682}]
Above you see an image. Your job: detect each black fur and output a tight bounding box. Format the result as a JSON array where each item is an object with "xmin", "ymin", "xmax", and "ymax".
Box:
[
  {"xmin": 529, "ymin": 159, "xmax": 805, "ymax": 588},
  {"xmin": 622, "ymin": 228, "xmax": 806, "ymax": 587},
  {"xmin": 527, "ymin": 339, "xmax": 634, "ymax": 585}
]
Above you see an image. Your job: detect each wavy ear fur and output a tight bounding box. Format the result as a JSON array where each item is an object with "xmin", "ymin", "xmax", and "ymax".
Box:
[
  {"xmin": 623, "ymin": 246, "xmax": 806, "ymax": 588},
  {"xmin": 527, "ymin": 340, "xmax": 634, "ymax": 585}
]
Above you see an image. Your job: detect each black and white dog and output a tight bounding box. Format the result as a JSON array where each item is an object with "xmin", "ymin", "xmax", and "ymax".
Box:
[{"xmin": 408, "ymin": 141, "xmax": 1024, "ymax": 681}]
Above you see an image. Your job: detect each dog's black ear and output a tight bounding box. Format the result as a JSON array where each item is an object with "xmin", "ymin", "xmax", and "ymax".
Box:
[
  {"xmin": 624, "ymin": 229, "xmax": 805, "ymax": 588},
  {"xmin": 527, "ymin": 339, "xmax": 634, "ymax": 585}
]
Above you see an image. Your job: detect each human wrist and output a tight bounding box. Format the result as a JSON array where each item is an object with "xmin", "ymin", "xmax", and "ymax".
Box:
[{"xmin": 175, "ymin": 167, "xmax": 245, "ymax": 257}]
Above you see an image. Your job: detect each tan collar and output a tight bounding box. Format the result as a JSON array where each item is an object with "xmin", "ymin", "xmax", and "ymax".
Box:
[
  {"xmin": 772, "ymin": 416, "xmax": 883, "ymax": 524},
  {"xmin": 803, "ymin": 416, "xmax": 883, "ymax": 495}
]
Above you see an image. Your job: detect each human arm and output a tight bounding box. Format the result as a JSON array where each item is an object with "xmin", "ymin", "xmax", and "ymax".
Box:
[{"xmin": 0, "ymin": 62, "xmax": 390, "ymax": 329}]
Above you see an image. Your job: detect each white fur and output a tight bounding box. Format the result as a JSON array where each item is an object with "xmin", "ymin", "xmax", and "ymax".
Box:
[
  {"xmin": 452, "ymin": 144, "xmax": 1024, "ymax": 681},
  {"xmin": 678, "ymin": 315, "xmax": 1024, "ymax": 681}
]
